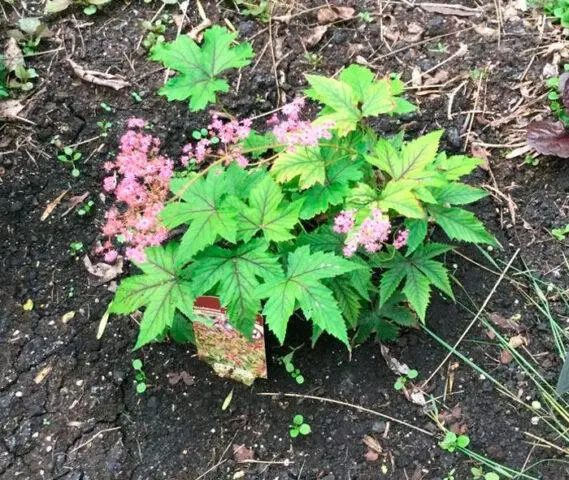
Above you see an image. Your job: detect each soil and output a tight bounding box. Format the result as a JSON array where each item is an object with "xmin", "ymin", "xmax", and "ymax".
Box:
[{"xmin": 2, "ymin": 0, "xmax": 569, "ymax": 479}]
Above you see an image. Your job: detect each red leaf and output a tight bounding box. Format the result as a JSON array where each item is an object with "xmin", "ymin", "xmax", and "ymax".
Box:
[{"xmin": 527, "ymin": 120, "xmax": 569, "ymax": 158}]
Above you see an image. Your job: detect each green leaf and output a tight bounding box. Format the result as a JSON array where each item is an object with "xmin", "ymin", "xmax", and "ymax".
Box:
[
  {"xmin": 255, "ymin": 246, "xmax": 362, "ymax": 346},
  {"xmin": 231, "ymin": 175, "xmax": 302, "ymax": 242},
  {"xmin": 299, "ymin": 157, "xmax": 363, "ymax": 219},
  {"xmin": 299, "ymin": 423, "xmax": 312, "ymax": 435},
  {"xmin": 187, "ymin": 239, "xmax": 283, "ymax": 336},
  {"xmin": 271, "ymin": 145, "xmax": 327, "ymax": 189},
  {"xmin": 435, "ymin": 153, "xmax": 483, "ymax": 180},
  {"xmin": 395, "ymin": 130, "xmax": 443, "ymax": 180},
  {"xmin": 110, "ymin": 243, "xmax": 195, "ymax": 349},
  {"xmin": 429, "ymin": 205, "xmax": 497, "ymax": 246},
  {"xmin": 433, "ymin": 183, "xmax": 488, "ymax": 205},
  {"xmin": 293, "ymin": 414, "xmax": 304, "ymax": 425},
  {"xmin": 305, "ymin": 74, "xmax": 361, "ymax": 134},
  {"xmin": 224, "ymin": 162, "xmax": 266, "ymax": 199},
  {"xmin": 45, "ymin": 0, "xmax": 71, "ymax": 13},
  {"xmin": 378, "ymin": 180, "xmax": 425, "ymax": 218},
  {"xmin": 160, "ymin": 169, "xmax": 238, "ymax": 262},
  {"xmin": 328, "ymin": 276, "xmax": 363, "ymax": 328},
  {"xmin": 170, "ymin": 312, "xmax": 195, "ymax": 344},
  {"xmin": 405, "ymin": 218, "xmax": 428, "ymax": 254},
  {"xmin": 150, "ymin": 26, "xmax": 254, "ymax": 111}
]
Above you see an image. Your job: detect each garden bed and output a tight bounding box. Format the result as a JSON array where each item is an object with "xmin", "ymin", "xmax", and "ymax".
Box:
[{"xmin": 2, "ymin": 0, "xmax": 569, "ymax": 478}]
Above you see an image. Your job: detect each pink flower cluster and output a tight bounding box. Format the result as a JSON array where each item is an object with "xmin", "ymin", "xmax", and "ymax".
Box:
[
  {"xmin": 334, "ymin": 209, "xmax": 409, "ymax": 257},
  {"xmin": 268, "ymin": 97, "xmax": 334, "ymax": 150},
  {"xmin": 98, "ymin": 119, "xmax": 173, "ymax": 263},
  {"xmin": 180, "ymin": 115, "xmax": 252, "ymax": 167}
]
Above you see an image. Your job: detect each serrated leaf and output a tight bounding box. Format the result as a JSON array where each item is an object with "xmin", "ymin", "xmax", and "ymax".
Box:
[
  {"xmin": 435, "ymin": 153, "xmax": 483, "ymax": 180},
  {"xmin": 433, "ymin": 183, "xmax": 488, "ymax": 205},
  {"xmin": 160, "ymin": 170, "xmax": 238, "ymax": 262},
  {"xmin": 170, "ymin": 312, "xmax": 195, "ymax": 344},
  {"xmin": 361, "ymin": 79, "xmax": 397, "ymax": 117},
  {"xmin": 379, "ymin": 266, "xmax": 407, "ymax": 307},
  {"xmin": 187, "ymin": 239, "xmax": 282, "ymax": 336},
  {"xmin": 378, "ymin": 181, "xmax": 425, "ymax": 218},
  {"xmin": 402, "ymin": 267, "xmax": 431, "ymax": 322},
  {"xmin": 429, "ymin": 205, "xmax": 497, "ymax": 246},
  {"xmin": 224, "ymin": 162, "xmax": 266, "ymax": 199},
  {"xmin": 405, "ymin": 218, "xmax": 428, "ymax": 254},
  {"xmin": 231, "ymin": 175, "xmax": 302, "ymax": 242},
  {"xmin": 305, "ymin": 74, "xmax": 361, "ymax": 134},
  {"xmin": 150, "ymin": 26, "xmax": 254, "ymax": 111},
  {"xmin": 110, "ymin": 243, "xmax": 195, "ymax": 349},
  {"xmin": 396, "ymin": 130, "xmax": 443, "ymax": 180},
  {"xmin": 328, "ymin": 277, "xmax": 362, "ymax": 328},
  {"xmin": 271, "ymin": 145, "xmax": 327, "ymax": 189},
  {"xmin": 299, "ymin": 157, "xmax": 363, "ymax": 219},
  {"xmin": 255, "ymin": 246, "xmax": 362, "ymax": 346}
]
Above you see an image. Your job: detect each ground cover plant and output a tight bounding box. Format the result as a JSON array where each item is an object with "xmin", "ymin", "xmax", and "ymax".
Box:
[{"xmin": 104, "ymin": 51, "xmax": 495, "ymax": 351}]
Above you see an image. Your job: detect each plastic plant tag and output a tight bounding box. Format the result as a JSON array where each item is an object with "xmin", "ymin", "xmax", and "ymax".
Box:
[{"xmin": 193, "ymin": 296, "xmax": 267, "ymax": 386}]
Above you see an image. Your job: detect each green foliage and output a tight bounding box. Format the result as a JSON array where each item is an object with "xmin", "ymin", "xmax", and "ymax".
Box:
[
  {"xmin": 109, "ymin": 63, "xmax": 494, "ymax": 352},
  {"xmin": 110, "ymin": 243, "xmax": 197, "ymax": 349},
  {"xmin": 306, "ymin": 64, "xmax": 416, "ymax": 134},
  {"xmin": 289, "ymin": 414, "xmax": 311, "ymax": 438},
  {"xmin": 439, "ymin": 431, "xmax": 470, "ymax": 452},
  {"xmin": 543, "ymin": 0, "xmax": 569, "ymax": 27},
  {"xmin": 471, "ymin": 467, "xmax": 500, "ymax": 480},
  {"xmin": 393, "ymin": 368, "xmax": 418, "ymax": 390},
  {"xmin": 232, "ymin": 0, "xmax": 271, "ymax": 22},
  {"xmin": 280, "ymin": 350, "xmax": 305, "ymax": 384},
  {"xmin": 0, "ymin": 56, "xmax": 8, "ymax": 98},
  {"xmin": 8, "ymin": 18, "xmax": 51, "ymax": 55},
  {"xmin": 551, "ymin": 224, "xmax": 569, "ymax": 240},
  {"xmin": 150, "ymin": 26, "xmax": 254, "ymax": 111},
  {"xmin": 132, "ymin": 358, "xmax": 147, "ymax": 394}
]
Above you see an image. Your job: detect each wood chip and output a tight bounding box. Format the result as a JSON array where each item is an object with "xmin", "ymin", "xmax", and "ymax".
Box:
[
  {"xmin": 418, "ymin": 2, "xmax": 480, "ymax": 16},
  {"xmin": 41, "ymin": 189, "xmax": 69, "ymax": 221},
  {"xmin": 34, "ymin": 366, "xmax": 52, "ymax": 384},
  {"xmin": 67, "ymin": 59, "xmax": 130, "ymax": 90}
]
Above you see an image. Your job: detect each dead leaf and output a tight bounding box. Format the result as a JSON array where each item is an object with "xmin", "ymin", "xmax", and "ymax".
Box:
[
  {"xmin": 167, "ymin": 371, "xmax": 195, "ymax": 386},
  {"xmin": 83, "ymin": 255, "xmax": 123, "ymax": 286},
  {"xmin": 509, "ymin": 334, "xmax": 528, "ymax": 349},
  {"xmin": 67, "ymin": 59, "xmax": 130, "ymax": 90},
  {"xmin": 41, "ymin": 190, "xmax": 69, "ymax": 221},
  {"xmin": 404, "ymin": 22, "xmax": 425, "ymax": 42},
  {"xmin": 317, "ymin": 6, "xmax": 355, "ymax": 25},
  {"xmin": 34, "ymin": 366, "xmax": 52, "ymax": 384},
  {"xmin": 0, "ymin": 99, "xmax": 25, "ymax": 120},
  {"xmin": 487, "ymin": 312, "xmax": 524, "ymax": 333},
  {"xmin": 500, "ymin": 350, "xmax": 514, "ymax": 364},
  {"xmin": 233, "ymin": 444, "xmax": 254, "ymax": 463},
  {"xmin": 188, "ymin": 19, "xmax": 212, "ymax": 41},
  {"xmin": 474, "ymin": 24, "xmax": 497, "ymax": 38},
  {"xmin": 419, "ymin": 2, "xmax": 480, "ymax": 16},
  {"xmin": 470, "ymin": 144, "xmax": 490, "ymax": 170},
  {"xmin": 4, "ymin": 38, "xmax": 24, "ymax": 71},
  {"xmin": 305, "ymin": 25, "xmax": 328, "ymax": 48},
  {"xmin": 404, "ymin": 387, "xmax": 427, "ymax": 406},
  {"xmin": 363, "ymin": 435, "xmax": 383, "ymax": 454},
  {"xmin": 424, "ymin": 69, "xmax": 450, "ymax": 87},
  {"xmin": 380, "ymin": 344, "xmax": 410, "ymax": 376}
]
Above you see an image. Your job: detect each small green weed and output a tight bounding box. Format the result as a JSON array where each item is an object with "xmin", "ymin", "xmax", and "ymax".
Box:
[
  {"xmin": 551, "ymin": 224, "xmax": 569, "ymax": 240},
  {"xmin": 428, "ymin": 42, "xmax": 448, "ymax": 53},
  {"xmin": 97, "ymin": 120, "xmax": 112, "ymax": 137},
  {"xmin": 472, "ymin": 467, "xmax": 500, "ymax": 480},
  {"xmin": 289, "ymin": 414, "xmax": 311, "ymax": 438},
  {"xmin": 280, "ymin": 350, "xmax": 305, "ymax": 385},
  {"xmin": 545, "ymin": 66, "xmax": 569, "ymax": 125},
  {"xmin": 358, "ymin": 11, "xmax": 373, "ymax": 23},
  {"xmin": 57, "ymin": 146, "xmax": 82, "ymax": 177},
  {"xmin": 77, "ymin": 199, "xmax": 95, "ymax": 217},
  {"xmin": 439, "ymin": 431, "xmax": 470, "ymax": 452},
  {"xmin": 132, "ymin": 358, "xmax": 147, "ymax": 394},
  {"xmin": 69, "ymin": 241, "xmax": 84, "ymax": 256},
  {"xmin": 8, "ymin": 18, "xmax": 51, "ymax": 55},
  {"xmin": 394, "ymin": 369, "xmax": 418, "ymax": 391},
  {"xmin": 542, "ymin": 0, "xmax": 569, "ymax": 28},
  {"xmin": 232, "ymin": 0, "xmax": 271, "ymax": 22},
  {"xmin": 141, "ymin": 16, "xmax": 172, "ymax": 50},
  {"xmin": 100, "ymin": 102, "xmax": 113, "ymax": 113}
]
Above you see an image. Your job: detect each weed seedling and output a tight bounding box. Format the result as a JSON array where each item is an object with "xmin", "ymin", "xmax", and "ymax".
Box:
[
  {"xmin": 471, "ymin": 466, "xmax": 500, "ymax": 480},
  {"xmin": 232, "ymin": 0, "xmax": 271, "ymax": 22},
  {"xmin": 443, "ymin": 469, "xmax": 456, "ymax": 480},
  {"xmin": 69, "ymin": 241, "xmax": 84, "ymax": 256},
  {"xmin": 57, "ymin": 146, "xmax": 81, "ymax": 177},
  {"xmin": 551, "ymin": 224, "xmax": 569, "ymax": 241},
  {"xmin": 9, "ymin": 65, "xmax": 38, "ymax": 91},
  {"xmin": 289, "ymin": 414, "xmax": 311, "ymax": 438},
  {"xmin": 100, "ymin": 102, "xmax": 113, "ymax": 113},
  {"xmin": 77, "ymin": 199, "xmax": 94, "ymax": 217},
  {"xmin": 303, "ymin": 52, "xmax": 323, "ymax": 69},
  {"xmin": 0, "ymin": 55, "xmax": 8, "ymax": 98},
  {"xmin": 358, "ymin": 11, "xmax": 373, "ymax": 23},
  {"xmin": 428, "ymin": 42, "xmax": 448, "ymax": 53},
  {"xmin": 279, "ymin": 350, "xmax": 305, "ymax": 384},
  {"xmin": 438, "ymin": 431, "xmax": 470, "ymax": 453},
  {"xmin": 132, "ymin": 359, "xmax": 147, "ymax": 394},
  {"xmin": 522, "ymin": 153, "xmax": 539, "ymax": 167},
  {"xmin": 141, "ymin": 16, "xmax": 172, "ymax": 50},
  {"xmin": 97, "ymin": 120, "xmax": 112, "ymax": 137},
  {"xmin": 543, "ymin": 0, "xmax": 569, "ymax": 28},
  {"xmin": 8, "ymin": 17, "xmax": 51, "ymax": 55},
  {"xmin": 394, "ymin": 369, "xmax": 418, "ymax": 390},
  {"xmin": 131, "ymin": 91, "xmax": 143, "ymax": 103},
  {"xmin": 545, "ymin": 66, "xmax": 569, "ymax": 125}
]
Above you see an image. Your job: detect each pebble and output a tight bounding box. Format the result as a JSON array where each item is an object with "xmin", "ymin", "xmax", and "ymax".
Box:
[
  {"xmin": 426, "ymin": 16, "xmax": 445, "ymax": 36},
  {"xmin": 371, "ymin": 421, "xmax": 387, "ymax": 433},
  {"xmin": 331, "ymin": 30, "xmax": 349, "ymax": 44},
  {"xmin": 9, "ymin": 201, "xmax": 23, "ymax": 213}
]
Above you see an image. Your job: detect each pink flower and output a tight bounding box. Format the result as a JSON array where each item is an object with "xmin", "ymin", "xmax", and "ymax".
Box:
[
  {"xmin": 127, "ymin": 118, "xmax": 146, "ymax": 129},
  {"xmin": 104, "ymin": 250, "xmax": 118, "ymax": 263},
  {"xmin": 393, "ymin": 229, "xmax": 409, "ymax": 250},
  {"xmin": 103, "ymin": 175, "xmax": 117, "ymax": 192},
  {"xmin": 333, "ymin": 210, "xmax": 356, "ymax": 234}
]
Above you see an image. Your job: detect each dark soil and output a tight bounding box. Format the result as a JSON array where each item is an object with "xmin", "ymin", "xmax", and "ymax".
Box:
[{"xmin": 2, "ymin": 1, "xmax": 569, "ymax": 479}]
